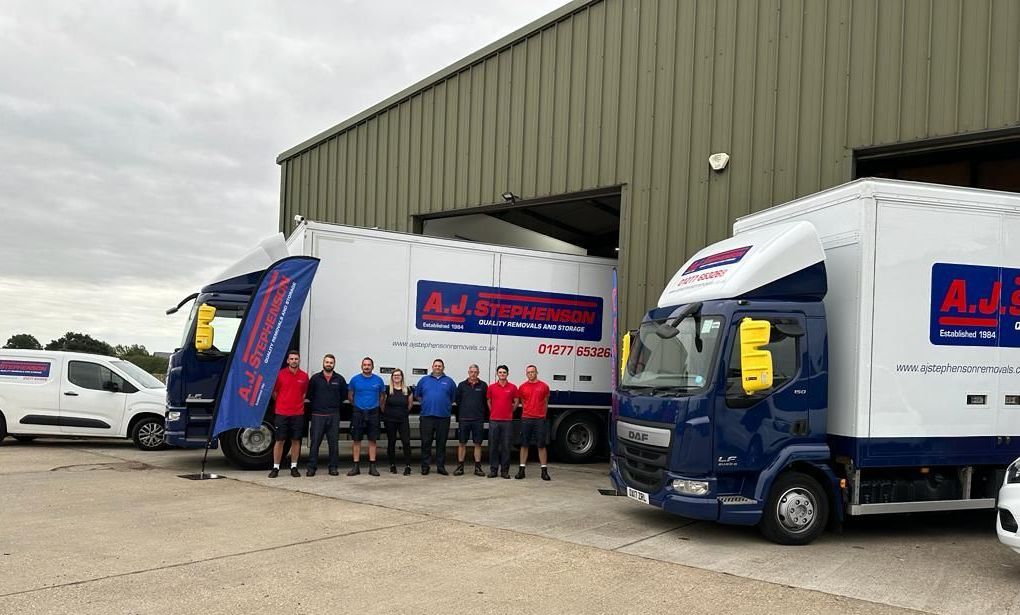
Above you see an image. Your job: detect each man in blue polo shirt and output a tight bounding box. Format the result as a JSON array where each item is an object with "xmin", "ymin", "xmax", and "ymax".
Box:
[
  {"xmin": 347, "ymin": 356, "xmax": 385, "ymax": 476},
  {"xmin": 416, "ymin": 358, "xmax": 456, "ymax": 475}
]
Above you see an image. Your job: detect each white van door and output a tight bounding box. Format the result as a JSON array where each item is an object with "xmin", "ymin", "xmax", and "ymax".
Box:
[
  {"xmin": 59, "ymin": 359, "xmax": 129, "ymax": 435},
  {"xmin": 0, "ymin": 355, "xmax": 62, "ymax": 435}
]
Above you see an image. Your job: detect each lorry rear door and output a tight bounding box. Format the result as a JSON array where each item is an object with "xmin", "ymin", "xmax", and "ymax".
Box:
[
  {"xmin": 59, "ymin": 358, "xmax": 127, "ymax": 435},
  {"xmin": 997, "ymin": 215, "xmax": 1020, "ymax": 443},
  {"xmin": 573, "ymin": 262, "xmax": 615, "ymax": 395}
]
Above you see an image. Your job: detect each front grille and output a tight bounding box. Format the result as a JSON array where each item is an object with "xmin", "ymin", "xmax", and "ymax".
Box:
[
  {"xmin": 619, "ymin": 440, "xmax": 669, "ymax": 492},
  {"xmin": 1001, "ymin": 508, "xmax": 1019, "ymax": 533}
]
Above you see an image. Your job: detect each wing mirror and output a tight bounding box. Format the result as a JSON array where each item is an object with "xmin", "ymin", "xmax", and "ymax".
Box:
[{"xmin": 739, "ymin": 318, "xmax": 774, "ymax": 395}]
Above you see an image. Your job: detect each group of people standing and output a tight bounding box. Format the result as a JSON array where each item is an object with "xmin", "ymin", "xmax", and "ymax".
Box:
[{"xmin": 268, "ymin": 351, "xmax": 552, "ymax": 482}]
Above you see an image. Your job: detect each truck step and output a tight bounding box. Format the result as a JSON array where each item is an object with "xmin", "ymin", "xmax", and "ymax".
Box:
[{"xmin": 718, "ymin": 496, "xmax": 757, "ymax": 505}]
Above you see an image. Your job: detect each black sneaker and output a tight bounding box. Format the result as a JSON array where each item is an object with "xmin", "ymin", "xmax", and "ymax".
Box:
[
  {"xmin": 436, "ymin": 467, "xmax": 449, "ymax": 476},
  {"xmin": 347, "ymin": 464, "xmax": 361, "ymax": 477},
  {"xmin": 421, "ymin": 466, "xmax": 430, "ymax": 475},
  {"xmin": 306, "ymin": 468, "xmax": 316, "ymax": 477},
  {"xmin": 541, "ymin": 468, "xmax": 551, "ymax": 481},
  {"xmin": 290, "ymin": 467, "xmax": 301, "ymax": 478},
  {"xmin": 515, "ymin": 467, "xmax": 526, "ymax": 480},
  {"xmin": 403, "ymin": 466, "xmax": 412, "ymax": 476},
  {"xmin": 487, "ymin": 469, "xmax": 498, "ymax": 478},
  {"xmin": 501, "ymin": 471, "xmax": 511, "ymax": 479},
  {"xmin": 268, "ymin": 468, "xmax": 279, "ymax": 478},
  {"xmin": 474, "ymin": 464, "xmax": 485, "ymax": 477},
  {"xmin": 390, "ymin": 465, "xmax": 398, "ymax": 474},
  {"xmin": 453, "ymin": 464, "xmax": 465, "ymax": 476},
  {"xmin": 328, "ymin": 468, "xmax": 339, "ymax": 476},
  {"xmin": 369, "ymin": 463, "xmax": 380, "ymax": 477}
]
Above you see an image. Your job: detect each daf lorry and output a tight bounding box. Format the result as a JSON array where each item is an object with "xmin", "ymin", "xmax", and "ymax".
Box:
[
  {"xmin": 610, "ymin": 178, "xmax": 1020, "ymax": 544},
  {"xmin": 165, "ymin": 221, "xmax": 616, "ymax": 469}
]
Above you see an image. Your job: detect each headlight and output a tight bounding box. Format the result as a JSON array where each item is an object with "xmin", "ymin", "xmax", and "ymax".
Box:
[
  {"xmin": 166, "ymin": 411, "xmax": 181, "ymax": 422},
  {"xmin": 672, "ymin": 479, "xmax": 710, "ymax": 496},
  {"xmin": 1008, "ymin": 460, "xmax": 1020, "ymax": 484}
]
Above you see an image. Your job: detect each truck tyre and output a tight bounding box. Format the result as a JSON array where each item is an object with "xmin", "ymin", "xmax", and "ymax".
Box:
[
  {"xmin": 0, "ymin": 412, "xmax": 7, "ymax": 444},
  {"xmin": 553, "ymin": 414, "xmax": 600, "ymax": 463},
  {"xmin": 759, "ymin": 471, "xmax": 829, "ymax": 545},
  {"xmin": 13, "ymin": 435, "xmax": 37, "ymax": 443},
  {"xmin": 219, "ymin": 422, "xmax": 275, "ymax": 470},
  {"xmin": 131, "ymin": 416, "xmax": 168, "ymax": 451}
]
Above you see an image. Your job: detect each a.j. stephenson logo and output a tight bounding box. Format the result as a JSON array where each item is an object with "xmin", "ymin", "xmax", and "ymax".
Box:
[
  {"xmin": 930, "ymin": 262, "xmax": 1020, "ymax": 348},
  {"xmin": 683, "ymin": 246, "xmax": 751, "ymax": 275},
  {"xmin": 415, "ymin": 280, "xmax": 603, "ymax": 342}
]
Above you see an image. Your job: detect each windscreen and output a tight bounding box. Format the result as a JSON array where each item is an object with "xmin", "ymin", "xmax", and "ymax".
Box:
[{"xmin": 622, "ymin": 316, "xmax": 723, "ymax": 393}]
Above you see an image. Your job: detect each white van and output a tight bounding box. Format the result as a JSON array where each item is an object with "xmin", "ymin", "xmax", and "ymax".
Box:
[{"xmin": 0, "ymin": 349, "xmax": 167, "ymax": 450}]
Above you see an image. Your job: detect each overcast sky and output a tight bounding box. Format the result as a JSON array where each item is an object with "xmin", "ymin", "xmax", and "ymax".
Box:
[{"xmin": 0, "ymin": 1, "xmax": 567, "ymax": 353}]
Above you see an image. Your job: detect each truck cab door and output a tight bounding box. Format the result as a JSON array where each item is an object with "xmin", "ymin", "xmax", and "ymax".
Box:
[
  {"xmin": 60, "ymin": 360, "xmax": 130, "ymax": 435},
  {"xmin": 714, "ymin": 314, "xmax": 809, "ymax": 473}
]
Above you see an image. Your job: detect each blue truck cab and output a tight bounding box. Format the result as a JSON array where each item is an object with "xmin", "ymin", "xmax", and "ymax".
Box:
[
  {"xmin": 164, "ymin": 236, "xmax": 289, "ymax": 469},
  {"xmin": 610, "ymin": 222, "xmax": 839, "ymax": 544},
  {"xmin": 610, "ymin": 179, "xmax": 1020, "ymax": 544}
]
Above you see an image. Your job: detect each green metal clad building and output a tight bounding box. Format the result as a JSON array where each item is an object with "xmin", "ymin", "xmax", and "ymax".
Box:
[{"xmin": 277, "ymin": 0, "xmax": 1020, "ymax": 328}]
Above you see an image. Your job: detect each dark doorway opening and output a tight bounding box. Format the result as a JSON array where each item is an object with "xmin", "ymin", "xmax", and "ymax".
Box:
[
  {"xmin": 417, "ymin": 187, "xmax": 621, "ymax": 259},
  {"xmin": 855, "ymin": 129, "xmax": 1020, "ymax": 193}
]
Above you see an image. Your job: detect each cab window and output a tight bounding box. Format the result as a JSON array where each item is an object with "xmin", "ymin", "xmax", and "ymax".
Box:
[{"xmin": 725, "ymin": 318, "xmax": 801, "ymax": 405}]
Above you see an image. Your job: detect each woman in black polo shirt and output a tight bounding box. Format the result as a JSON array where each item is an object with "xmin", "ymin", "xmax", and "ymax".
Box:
[{"xmin": 383, "ymin": 369, "xmax": 414, "ymax": 475}]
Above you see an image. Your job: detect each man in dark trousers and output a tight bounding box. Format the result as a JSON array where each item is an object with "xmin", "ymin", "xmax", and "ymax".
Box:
[
  {"xmin": 454, "ymin": 364, "xmax": 487, "ymax": 476},
  {"xmin": 269, "ymin": 350, "xmax": 309, "ymax": 478},
  {"xmin": 485, "ymin": 365, "xmax": 517, "ymax": 479},
  {"xmin": 305, "ymin": 353, "xmax": 348, "ymax": 477},
  {"xmin": 416, "ymin": 358, "xmax": 457, "ymax": 475}
]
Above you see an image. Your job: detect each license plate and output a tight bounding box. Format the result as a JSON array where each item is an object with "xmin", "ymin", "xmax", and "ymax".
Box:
[{"xmin": 626, "ymin": 487, "xmax": 649, "ymax": 504}]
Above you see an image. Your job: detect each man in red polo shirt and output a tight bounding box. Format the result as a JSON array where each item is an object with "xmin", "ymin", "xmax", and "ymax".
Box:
[
  {"xmin": 516, "ymin": 364, "xmax": 551, "ymax": 481},
  {"xmin": 485, "ymin": 365, "xmax": 518, "ymax": 479},
  {"xmin": 269, "ymin": 350, "xmax": 309, "ymax": 478}
]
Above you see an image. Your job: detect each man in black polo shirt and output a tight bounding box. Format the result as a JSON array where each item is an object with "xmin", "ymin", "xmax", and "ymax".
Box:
[
  {"xmin": 454, "ymin": 364, "xmax": 487, "ymax": 476},
  {"xmin": 305, "ymin": 353, "xmax": 348, "ymax": 477}
]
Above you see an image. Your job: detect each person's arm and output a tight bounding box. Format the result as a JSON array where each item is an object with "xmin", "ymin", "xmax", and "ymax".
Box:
[
  {"xmin": 305, "ymin": 376, "xmax": 316, "ymax": 407},
  {"xmin": 347, "ymin": 379, "xmax": 355, "ymax": 405},
  {"xmin": 338, "ymin": 377, "xmax": 348, "ymax": 411},
  {"xmin": 378, "ymin": 380, "xmax": 385, "ymax": 409},
  {"xmin": 407, "ymin": 386, "xmax": 414, "ymax": 411}
]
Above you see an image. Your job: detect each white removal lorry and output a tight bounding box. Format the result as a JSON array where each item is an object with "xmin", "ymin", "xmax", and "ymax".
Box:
[
  {"xmin": 611, "ymin": 178, "xmax": 1020, "ymax": 544},
  {"xmin": 165, "ymin": 221, "xmax": 617, "ymax": 468}
]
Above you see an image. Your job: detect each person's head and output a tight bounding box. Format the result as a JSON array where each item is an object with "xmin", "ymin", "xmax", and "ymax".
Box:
[
  {"xmin": 431, "ymin": 358, "xmax": 444, "ymax": 377},
  {"xmin": 496, "ymin": 365, "xmax": 509, "ymax": 383},
  {"xmin": 467, "ymin": 364, "xmax": 479, "ymax": 381},
  {"xmin": 525, "ymin": 364, "xmax": 538, "ymax": 382},
  {"xmin": 322, "ymin": 354, "xmax": 335, "ymax": 373},
  {"xmin": 390, "ymin": 369, "xmax": 404, "ymax": 388},
  {"xmin": 286, "ymin": 351, "xmax": 300, "ymax": 370},
  {"xmin": 361, "ymin": 357, "xmax": 374, "ymax": 375}
]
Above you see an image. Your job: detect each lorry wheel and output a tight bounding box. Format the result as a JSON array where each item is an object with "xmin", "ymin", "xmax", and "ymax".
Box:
[
  {"xmin": 219, "ymin": 422, "xmax": 275, "ymax": 470},
  {"xmin": 759, "ymin": 471, "xmax": 829, "ymax": 545},
  {"xmin": 13, "ymin": 435, "xmax": 37, "ymax": 443},
  {"xmin": 554, "ymin": 414, "xmax": 600, "ymax": 463},
  {"xmin": 131, "ymin": 417, "xmax": 168, "ymax": 451},
  {"xmin": 0, "ymin": 412, "xmax": 7, "ymax": 444}
]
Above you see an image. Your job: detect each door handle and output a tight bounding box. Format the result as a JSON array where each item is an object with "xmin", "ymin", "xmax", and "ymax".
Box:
[{"xmin": 64, "ymin": 391, "xmax": 79, "ymax": 396}]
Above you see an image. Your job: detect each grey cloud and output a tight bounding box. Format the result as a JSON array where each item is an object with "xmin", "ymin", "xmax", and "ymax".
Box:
[{"xmin": 0, "ymin": 0, "xmax": 566, "ymax": 351}]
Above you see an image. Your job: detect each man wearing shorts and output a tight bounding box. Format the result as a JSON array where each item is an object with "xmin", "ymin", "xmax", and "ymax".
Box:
[
  {"xmin": 516, "ymin": 364, "xmax": 551, "ymax": 481},
  {"xmin": 454, "ymin": 364, "xmax": 487, "ymax": 476},
  {"xmin": 347, "ymin": 357, "xmax": 385, "ymax": 476},
  {"xmin": 485, "ymin": 365, "xmax": 517, "ymax": 479},
  {"xmin": 269, "ymin": 350, "xmax": 309, "ymax": 478}
]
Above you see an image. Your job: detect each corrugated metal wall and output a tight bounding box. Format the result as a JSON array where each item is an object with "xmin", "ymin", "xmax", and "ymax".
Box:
[{"xmin": 279, "ymin": 0, "xmax": 1020, "ymax": 328}]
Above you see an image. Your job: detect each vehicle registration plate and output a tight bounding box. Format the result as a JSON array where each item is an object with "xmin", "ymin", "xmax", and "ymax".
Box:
[{"xmin": 626, "ymin": 487, "xmax": 649, "ymax": 504}]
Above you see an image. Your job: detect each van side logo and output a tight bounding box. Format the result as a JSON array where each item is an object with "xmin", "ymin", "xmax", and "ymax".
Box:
[
  {"xmin": 683, "ymin": 246, "xmax": 751, "ymax": 274},
  {"xmin": 930, "ymin": 263, "xmax": 1020, "ymax": 348}
]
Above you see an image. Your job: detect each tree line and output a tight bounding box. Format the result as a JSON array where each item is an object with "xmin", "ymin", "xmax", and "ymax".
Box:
[{"xmin": 3, "ymin": 332, "xmax": 169, "ymax": 375}]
